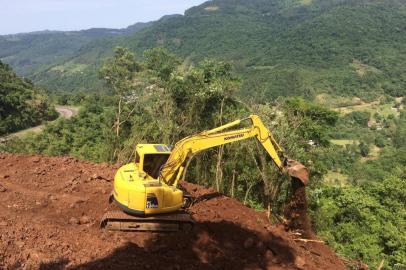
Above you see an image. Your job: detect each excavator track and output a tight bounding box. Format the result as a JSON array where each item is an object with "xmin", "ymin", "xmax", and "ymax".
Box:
[{"xmin": 101, "ymin": 210, "xmax": 194, "ymax": 232}]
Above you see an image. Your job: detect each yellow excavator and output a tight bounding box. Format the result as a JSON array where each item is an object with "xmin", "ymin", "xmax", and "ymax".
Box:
[{"xmin": 101, "ymin": 115, "xmax": 308, "ymax": 231}]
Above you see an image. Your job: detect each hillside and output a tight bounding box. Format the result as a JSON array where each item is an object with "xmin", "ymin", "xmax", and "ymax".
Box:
[
  {"xmin": 1, "ymin": 2, "xmax": 406, "ymax": 268},
  {"xmin": 8, "ymin": 0, "xmax": 405, "ymax": 98},
  {"xmin": 0, "ymin": 153, "xmax": 347, "ymax": 269},
  {"xmin": 0, "ymin": 22, "xmax": 152, "ymax": 79},
  {"xmin": 0, "ymin": 61, "xmax": 57, "ymax": 136},
  {"xmin": 3, "ymin": 42, "xmax": 405, "ymax": 269}
]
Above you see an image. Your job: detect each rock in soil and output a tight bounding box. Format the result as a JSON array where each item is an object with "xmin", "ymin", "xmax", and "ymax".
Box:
[
  {"xmin": 69, "ymin": 217, "xmax": 79, "ymax": 225},
  {"xmin": 79, "ymin": 216, "xmax": 91, "ymax": 224}
]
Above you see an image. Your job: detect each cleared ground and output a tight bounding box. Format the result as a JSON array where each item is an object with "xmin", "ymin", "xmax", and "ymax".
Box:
[
  {"xmin": 315, "ymin": 94, "xmax": 403, "ymax": 118},
  {"xmin": 0, "ymin": 153, "xmax": 346, "ymax": 270},
  {"xmin": 324, "ymin": 171, "xmax": 349, "ymax": 186},
  {"xmin": 330, "ymin": 139, "xmax": 358, "ymax": 146}
]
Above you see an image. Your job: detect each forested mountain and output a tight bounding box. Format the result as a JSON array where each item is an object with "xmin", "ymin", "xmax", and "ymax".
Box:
[
  {"xmin": 0, "ymin": 22, "xmax": 152, "ymax": 78},
  {"xmin": 4, "ymin": 0, "xmax": 404, "ymax": 98},
  {"xmin": 0, "ymin": 61, "xmax": 57, "ymax": 135}
]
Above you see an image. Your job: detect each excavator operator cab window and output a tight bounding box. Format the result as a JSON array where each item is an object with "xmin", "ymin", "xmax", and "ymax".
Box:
[{"xmin": 143, "ymin": 154, "xmax": 170, "ymax": 179}]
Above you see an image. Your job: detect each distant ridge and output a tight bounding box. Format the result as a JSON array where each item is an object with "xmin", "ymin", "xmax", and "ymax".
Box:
[
  {"xmin": 1, "ymin": 0, "xmax": 405, "ymax": 99},
  {"xmin": 0, "ymin": 20, "xmax": 154, "ymax": 78}
]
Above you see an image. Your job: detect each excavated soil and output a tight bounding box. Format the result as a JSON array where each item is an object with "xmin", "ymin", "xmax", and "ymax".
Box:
[
  {"xmin": 284, "ymin": 178, "xmax": 313, "ymax": 238},
  {"xmin": 0, "ymin": 153, "xmax": 346, "ymax": 270}
]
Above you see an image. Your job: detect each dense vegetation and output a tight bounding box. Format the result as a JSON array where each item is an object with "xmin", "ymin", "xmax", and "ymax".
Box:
[
  {"xmin": 3, "ymin": 47, "xmax": 405, "ymax": 269},
  {"xmin": 311, "ymin": 111, "xmax": 406, "ymax": 268},
  {"xmin": 312, "ymin": 174, "xmax": 405, "ymax": 268},
  {"xmin": 0, "ymin": 22, "xmax": 152, "ymax": 78},
  {"xmin": 2, "ymin": 0, "xmax": 404, "ymax": 101},
  {"xmin": 0, "ymin": 61, "xmax": 57, "ymax": 136}
]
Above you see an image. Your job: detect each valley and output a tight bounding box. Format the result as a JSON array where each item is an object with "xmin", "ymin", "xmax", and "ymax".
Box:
[{"xmin": 0, "ymin": 0, "xmax": 405, "ymax": 269}]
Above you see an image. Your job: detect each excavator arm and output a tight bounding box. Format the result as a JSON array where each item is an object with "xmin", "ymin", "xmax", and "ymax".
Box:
[{"xmin": 159, "ymin": 115, "xmax": 308, "ymax": 186}]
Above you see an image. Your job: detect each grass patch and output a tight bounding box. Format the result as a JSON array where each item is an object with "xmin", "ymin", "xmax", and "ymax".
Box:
[
  {"xmin": 327, "ymin": 96, "xmax": 402, "ymax": 119},
  {"xmin": 315, "ymin": 94, "xmax": 403, "ymax": 119},
  {"xmin": 51, "ymin": 62, "xmax": 89, "ymax": 75},
  {"xmin": 331, "ymin": 139, "xmax": 358, "ymax": 146},
  {"xmin": 205, "ymin": 6, "xmax": 219, "ymax": 11},
  {"xmin": 360, "ymin": 145, "xmax": 381, "ymax": 162},
  {"xmin": 314, "ymin": 93, "xmax": 363, "ymax": 108},
  {"xmin": 340, "ymin": 102, "xmax": 400, "ymax": 119},
  {"xmin": 350, "ymin": 59, "xmax": 381, "ymax": 77},
  {"xmin": 324, "ymin": 171, "xmax": 349, "ymax": 186},
  {"xmin": 299, "ymin": 0, "xmax": 313, "ymax": 5}
]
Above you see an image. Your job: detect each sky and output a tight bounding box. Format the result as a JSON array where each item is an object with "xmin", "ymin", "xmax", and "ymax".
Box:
[{"xmin": 0, "ymin": 0, "xmax": 207, "ymax": 35}]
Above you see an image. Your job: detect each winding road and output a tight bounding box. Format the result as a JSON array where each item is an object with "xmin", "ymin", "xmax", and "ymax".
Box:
[
  {"xmin": 54, "ymin": 106, "xmax": 78, "ymax": 119},
  {"xmin": 0, "ymin": 105, "xmax": 79, "ymax": 142}
]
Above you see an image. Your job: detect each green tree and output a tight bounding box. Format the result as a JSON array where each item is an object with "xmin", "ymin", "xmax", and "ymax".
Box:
[
  {"xmin": 144, "ymin": 47, "xmax": 181, "ymax": 81},
  {"xmin": 284, "ymin": 97, "xmax": 339, "ymax": 146},
  {"xmin": 99, "ymin": 47, "xmax": 139, "ymax": 138},
  {"xmin": 311, "ymin": 174, "xmax": 406, "ymax": 269},
  {"xmin": 0, "ymin": 61, "xmax": 57, "ymax": 135},
  {"xmin": 359, "ymin": 142, "xmax": 369, "ymax": 157},
  {"xmin": 345, "ymin": 111, "xmax": 371, "ymax": 127}
]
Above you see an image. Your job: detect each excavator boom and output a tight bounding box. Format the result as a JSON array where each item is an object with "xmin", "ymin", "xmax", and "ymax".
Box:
[{"xmin": 159, "ymin": 115, "xmax": 308, "ymax": 186}]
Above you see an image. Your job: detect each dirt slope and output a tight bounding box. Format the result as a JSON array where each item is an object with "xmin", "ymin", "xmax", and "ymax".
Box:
[{"xmin": 0, "ymin": 153, "xmax": 346, "ymax": 270}]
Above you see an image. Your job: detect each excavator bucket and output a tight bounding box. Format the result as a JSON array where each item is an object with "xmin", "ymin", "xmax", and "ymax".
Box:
[{"xmin": 286, "ymin": 159, "xmax": 309, "ymax": 186}]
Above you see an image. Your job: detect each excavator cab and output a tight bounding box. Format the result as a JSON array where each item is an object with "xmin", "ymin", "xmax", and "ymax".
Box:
[{"xmin": 135, "ymin": 144, "xmax": 171, "ymax": 179}]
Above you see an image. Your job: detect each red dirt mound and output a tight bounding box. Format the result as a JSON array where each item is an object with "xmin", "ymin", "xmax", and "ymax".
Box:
[{"xmin": 0, "ymin": 153, "xmax": 346, "ymax": 270}]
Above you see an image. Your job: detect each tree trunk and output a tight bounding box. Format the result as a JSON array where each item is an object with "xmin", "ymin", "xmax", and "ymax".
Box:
[
  {"xmin": 267, "ymin": 201, "xmax": 271, "ymax": 219},
  {"xmin": 244, "ymin": 182, "xmax": 254, "ymax": 205},
  {"xmin": 215, "ymin": 97, "xmax": 225, "ymax": 192},
  {"xmin": 215, "ymin": 146, "xmax": 224, "ymax": 192},
  {"xmin": 231, "ymin": 169, "xmax": 236, "ymax": 198},
  {"xmin": 116, "ymin": 96, "xmax": 122, "ymax": 137}
]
